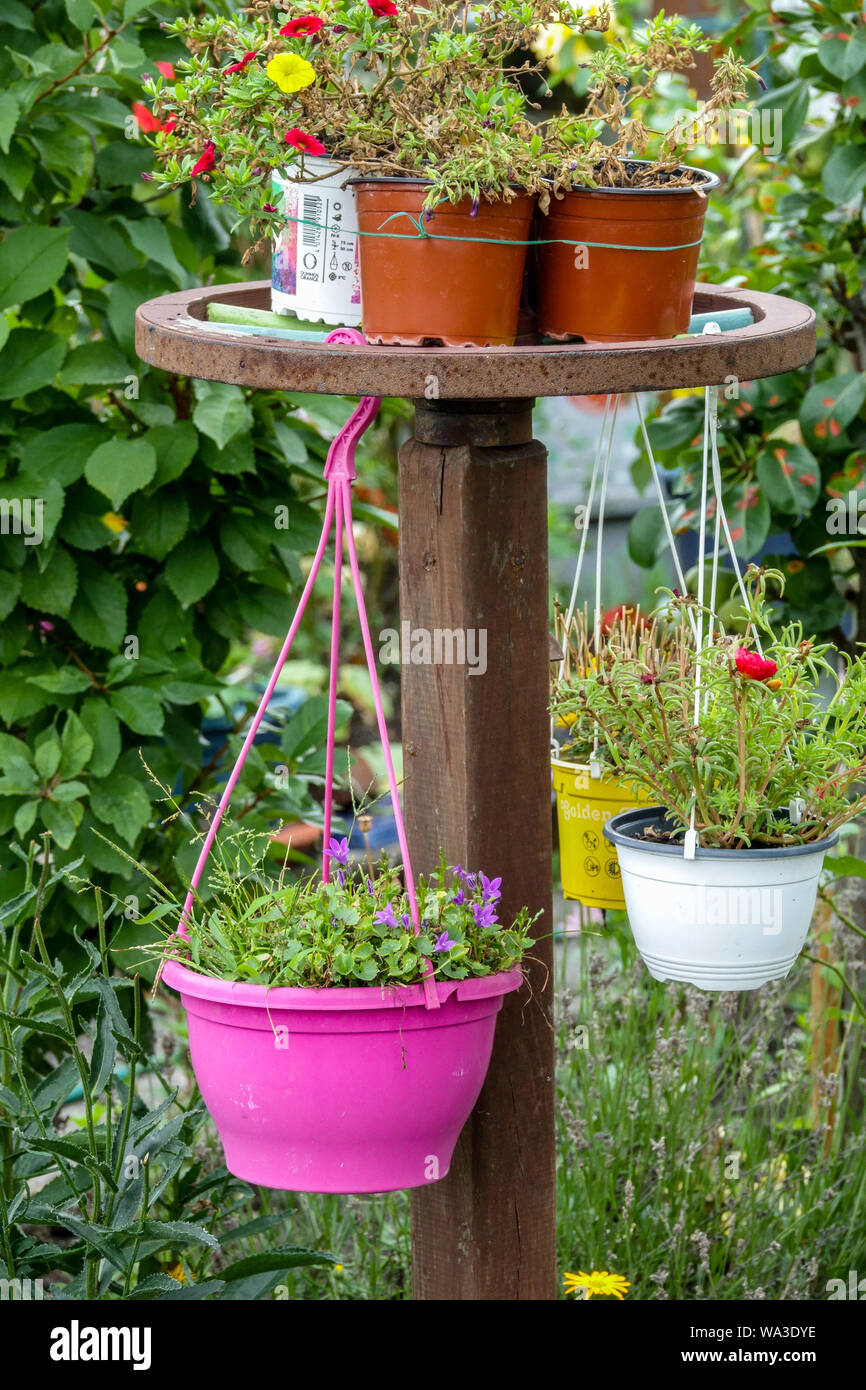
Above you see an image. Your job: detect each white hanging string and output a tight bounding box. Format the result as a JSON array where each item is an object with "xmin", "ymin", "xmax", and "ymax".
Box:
[
  {"xmin": 552, "ymin": 395, "xmax": 616, "ymax": 756},
  {"xmin": 591, "ymin": 395, "xmax": 620, "ymax": 775},
  {"xmin": 634, "ymin": 395, "xmax": 700, "ymax": 646}
]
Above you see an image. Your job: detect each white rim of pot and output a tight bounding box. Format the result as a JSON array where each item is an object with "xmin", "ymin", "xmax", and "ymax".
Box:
[{"xmin": 603, "ymin": 805, "xmax": 840, "ymax": 859}]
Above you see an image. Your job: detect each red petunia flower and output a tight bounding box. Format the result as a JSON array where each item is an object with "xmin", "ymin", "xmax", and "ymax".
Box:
[
  {"xmin": 734, "ymin": 648, "xmax": 778, "ymax": 682},
  {"xmin": 280, "ymin": 17, "xmax": 326, "ymax": 36},
  {"xmin": 367, "ymin": 0, "xmax": 398, "ymax": 15},
  {"xmin": 225, "ymin": 50, "xmax": 258, "ymax": 74},
  {"xmin": 131, "ymin": 101, "xmax": 165, "ymax": 133},
  {"xmin": 191, "ymin": 141, "xmax": 216, "ymax": 176},
  {"xmin": 285, "ymin": 129, "xmax": 326, "ymax": 156},
  {"xmin": 154, "ymin": 61, "xmax": 175, "ymax": 80}
]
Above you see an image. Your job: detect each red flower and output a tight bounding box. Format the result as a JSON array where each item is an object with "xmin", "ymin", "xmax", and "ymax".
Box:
[
  {"xmin": 191, "ymin": 141, "xmax": 216, "ymax": 176},
  {"xmin": 285, "ymin": 129, "xmax": 326, "ymax": 156},
  {"xmin": 225, "ymin": 50, "xmax": 258, "ymax": 74},
  {"xmin": 734, "ymin": 648, "xmax": 778, "ymax": 682},
  {"xmin": 154, "ymin": 61, "xmax": 175, "ymax": 80},
  {"xmin": 163, "ymin": 117, "xmax": 177, "ymax": 133},
  {"xmin": 280, "ymin": 17, "xmax": 326, "ymax": 36},
  {"xmin": 367, "ymin": 0, "xmax": 398, "ymax": 15},
  {"xmin": 131, "ymin": 101, "xmax": 165, "ymax": 133}
]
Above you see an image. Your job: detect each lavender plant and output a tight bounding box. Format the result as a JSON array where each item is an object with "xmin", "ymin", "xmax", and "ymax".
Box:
[{"xmin": 552, "ymin": 567, "xmax": 866, "ymax": 848}]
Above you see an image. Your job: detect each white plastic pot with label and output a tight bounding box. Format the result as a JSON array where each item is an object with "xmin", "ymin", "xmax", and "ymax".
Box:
[
  {"xmin": 604, "ymin": 806, "xmax": 838, "ymax": 992},
  {"xmin": 271, "ymin": 160, "xmax": 362, "ymax": 326}
]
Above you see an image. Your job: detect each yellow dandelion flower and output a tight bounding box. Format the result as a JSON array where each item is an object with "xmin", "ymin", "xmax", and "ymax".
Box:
[
  {"xmin": 266, "ymin": 53, "xmax": 316, "ymax": 94},
  {"xmin": 563, "ymin": 1269, "xmax": 630, "ymax": 1300},
  {"xmin": 166, "ymin": 1262, "xmax": 187, "ymax": 1284},
  {"xmin": 101, "ymin": 511, "xmax": 129, "ymax": 533}
]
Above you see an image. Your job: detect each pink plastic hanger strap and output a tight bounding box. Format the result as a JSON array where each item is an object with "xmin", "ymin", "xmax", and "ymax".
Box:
[{"xmin": 170, "ymin": 329, "xmax": 439, "ymax": 1009}]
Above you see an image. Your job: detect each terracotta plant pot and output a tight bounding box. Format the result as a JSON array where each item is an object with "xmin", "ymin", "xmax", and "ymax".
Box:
[
  {"xmin": 352, "ymin": 179, "xmax": 536, "ymax": 346},
  {"xmin": 535, "ymin": 163, "xmax": 720, "ymax": 343}
]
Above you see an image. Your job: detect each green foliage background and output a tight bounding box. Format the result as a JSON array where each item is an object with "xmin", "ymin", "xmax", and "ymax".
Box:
[{"xmin": 0, "ymin": 0, "xmax": 367, "ymax": 959}]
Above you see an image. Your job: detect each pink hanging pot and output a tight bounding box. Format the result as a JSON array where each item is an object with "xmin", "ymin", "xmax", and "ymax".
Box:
[
  {"xmin": 160, "ymin": 329, "xmax": 523, "ymax": 1193},
  {"xmin": 162, "ymin": 962, "xmax": 520, "ymax": 1193}
]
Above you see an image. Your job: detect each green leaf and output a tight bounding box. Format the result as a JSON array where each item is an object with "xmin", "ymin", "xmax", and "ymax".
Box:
[
  {"xmin": 65, "ymin": 0, "xmax": 97, "ymax": 29},
  {"xmin": 126, "ymin": 216, "xmax": 186, "ymax": 283},
  {"xmin": 192, "ymin": 380, "xmax": 252, "ymax": 450},
  {"xmin": 0, "ymin": 1009, "xmax": 74, "ymax": 1045},
  {"xmin": 217, "ymin": 1245, "xmax": 338, "ymax": 1281},
  {"xmin": 20, "ymin": 423, "xmax": 105, "ymax": 487},
  {"xmin": 14, "ymin": 801, "xmax": 38, "ymax": 838},
  {"xmin": 0, "ymin": 754, "xmax": 39, "ymax": 794},
  {"xmin": 19, "ymin": 546, "xmax": 78, "ymax": 616},
  {"xmin": 0, "ymin": 569, "xmax": 21, "ymax": 621},
  {"xmin": 34, "ymin": 736, "xmax": 61, "ymax": 780},
  {"xmin": 59, "ymin": 710, "xmax": 94, "ymax": 779},
  {"xmin": 40, "ymin": 797, "xmax": 82, "ymax": 849},
  {"xmin": 138, "ymin": 1220, "xmax": 219, "ymax": 1251},
  {"xmin": 79, "ymin": 700, "xmax": 122, "ymax": 778},
  {"xmin": 0, "ymin": 328, "xmax": 66, "ymax": 398},
  {"xmin": 0, "ymin": 93, "xmax": 20, "ymax": 154},
  {"xmin": 726, "ymin": 480, "xmax": 771, "ymax": 557},
  {"xmin": 821, "ymin": 144, "xmax": 866, "ymax": 203},
  {"xmin": 755, "ymin": 442, "xmax": 821, "ymax": 515},
  {"xmin": 90, "ymin": 774, "xmax": 151, "ymax": 844},
  {"xmin": 165, "ymin": 535, "xmax": 219, "ymax": 607},
  {"xmin": 109, "ymin": 685, "xmax": 164, "ymax": 736},
  {"xmin": 129, "ymin": 491, "xmax": 190, "ymax": 561},
  {"xmin": 818, "ymin": 28, "xmax": 866, "ymax": 81},
  {"xmin": 58, "ymin": 341, "xmax": 131, "ymax": 387},
  {"xmin": 0, "ymin": 226, "xmax": 70, "ymax": 310},
  {"xmin": 68, "ymin": 566, "xmax": 128, "ymax": 650},
  {"xmin": 627, "ymin": 505, "xmax": 667, "ymax": 568},
  {"xmin": 801, "ymin": 372, "xmax": 866, "ymax": 445},
  {"xmin": 84, "ymin": 438, "xmax": 157, "ymax": 510},
  {"xmin": 27, "ymin": 668, "xmax": 91, "ymax": 695},
  {"xmin": 147, "ymin": 420, "xmax": 198, "ymax": 486}
]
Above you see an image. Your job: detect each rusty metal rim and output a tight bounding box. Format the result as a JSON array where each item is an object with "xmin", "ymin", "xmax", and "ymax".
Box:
[{"xmin": 134, "ymin": 280, "xmax": 816, "ymax": 399}]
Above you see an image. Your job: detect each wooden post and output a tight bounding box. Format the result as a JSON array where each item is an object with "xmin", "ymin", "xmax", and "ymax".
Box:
[{"xmin": 398, "ymin": 397, "xmax": 556, "ymax": 1301}]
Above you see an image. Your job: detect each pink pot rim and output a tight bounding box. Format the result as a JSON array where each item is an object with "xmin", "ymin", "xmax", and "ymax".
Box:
[{"xmin": 161, "ymin": 958, "xmax": 523, "ymax": 1012}]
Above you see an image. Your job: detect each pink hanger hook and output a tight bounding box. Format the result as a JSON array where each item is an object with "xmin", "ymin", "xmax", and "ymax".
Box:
[{"xmin": 322, "ymin": 328, "xmax": 381, "ymax": 483}]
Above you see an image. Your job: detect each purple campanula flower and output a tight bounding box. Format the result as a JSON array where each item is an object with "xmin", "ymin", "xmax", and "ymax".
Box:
[
  {"xmin": 478, "ymin": 873, "xmax": 502, "ymax": 904},
  {"xmin": 325, "ymin": 836, "xmax": 350, "ymax": 867},
  {"xmin": 401, "ymin": 912, "xmax": 412, "ymax": 930},
  {"xmin": 450, "ymin": 864, "xmax": 476, "ymax": 889},
  {"xmin": 434, "ymin": 930, "xmax": 457, "ymax": 953},
  {"xmin": 470, "ymin": 197, "xmax": 479, "ymax": 218},
  {"xmin": 451, "ymin": 888, "xmax": 465, "ymax": 906},
  {"xmin": 471, "ymin": 901, "xmax": 498, "ymax": 929},
  {"xmin": 374, "ymin": 902, "xmax": 398, "ymax": 929},
  {"xmin": 366, "ymin": 878, "xmax": 375, "ymax": 895}
]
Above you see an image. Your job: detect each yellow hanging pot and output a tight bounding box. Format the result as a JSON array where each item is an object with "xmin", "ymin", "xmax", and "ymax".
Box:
[{"xmin": 552, "ymin": 758, "xmax": 650, "ymax": 910}]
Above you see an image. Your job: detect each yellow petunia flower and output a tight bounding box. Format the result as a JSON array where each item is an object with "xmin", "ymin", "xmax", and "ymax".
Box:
[
  {"xmin": 101, "ymin": 511, "xmax": 129, "ymax": 533},
  {"xmin": 564, "ymin": 1269, "xmax": 630, "ymax": 1300},
  {"xmin": 266, "ymin": 53, "xmax": 316, "ymax": 94}
]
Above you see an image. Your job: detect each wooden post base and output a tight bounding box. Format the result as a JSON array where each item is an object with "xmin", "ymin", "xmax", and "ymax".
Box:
[{"xmin": 399, "ymin": 398, "xmax": 556, "ymax": 1301}]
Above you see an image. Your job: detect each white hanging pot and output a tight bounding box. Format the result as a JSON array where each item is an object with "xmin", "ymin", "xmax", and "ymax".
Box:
[
  {"xmin": 604, "ymin": 806, "xmax": 838, "ymax": 992},
  {"xmin": 271, "ymin": 159, "xmax": 362, "ymax": 326}
]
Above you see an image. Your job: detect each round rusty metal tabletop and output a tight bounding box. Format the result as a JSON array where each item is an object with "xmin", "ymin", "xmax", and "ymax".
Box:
[{"xmin": 135, "ymin": 281, "xmax": 815, "ymax": 400}]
